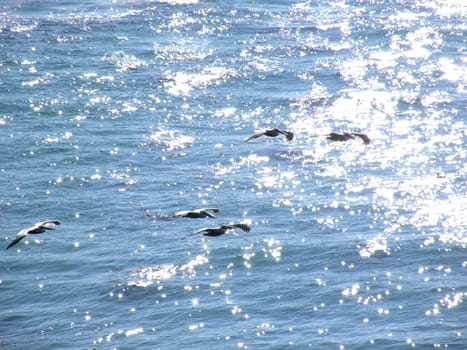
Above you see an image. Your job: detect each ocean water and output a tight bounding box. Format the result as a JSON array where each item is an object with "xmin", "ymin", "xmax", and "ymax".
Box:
[{"xmin": 1, "ymin": 0, "xmax": 466, "ymax": 349}]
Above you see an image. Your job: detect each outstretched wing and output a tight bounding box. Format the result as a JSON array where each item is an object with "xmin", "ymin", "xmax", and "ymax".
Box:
[
  {"xmin": 6, "ymin": 235, "xmax": 26, "ymax": 250},
  {"xmin": 197, "ymin": 208, "xmax": 220, "ymax": 218},
  {"xmin": 229, "ymin": 223, "xmax": 251, "ymax": 233},
  {"xmin": 202, "ymin": 211, "xmax": 216, "ymax": 218},
  {"xmin": 203, "ymin": 208, "xmax": 220, "ymax": 213},
  {"xmin": 352, "ymin": 133, "xmax": 371, "ymax": 145},
  {"xmin": 36, "ymin": 220, "xmax": 61, "ymax": 228},
  {"xmin": 172, "ymin": 210, "xmax": 189, "ymax": 217},
  {"xmin": 279, "ymin": 130, "xmax": 294, "ymax": 141},
  {"xmin": 244, "ymin": 129, "xmax": 266, "ymax": 142},
  {"xmin": 189, "ymin": 227, "xmax": 209, "ymax": 236},
  {"xmin": 30, "ymin": 220, "xmax": 61, "ymax": 233}
]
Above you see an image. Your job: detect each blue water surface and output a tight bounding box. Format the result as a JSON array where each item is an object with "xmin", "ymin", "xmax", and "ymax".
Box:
[{"xmin": 1, "ymin": 0, "xmax": 466, "ymax": 349}]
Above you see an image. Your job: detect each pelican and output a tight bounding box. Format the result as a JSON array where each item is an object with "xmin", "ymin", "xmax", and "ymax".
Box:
[
  {"xmin": 172, "ymin": 208, "xmax": 220, "ymax": 218},
  {"xmin": 327, "ymin": 132, "xmax": 370, "ymax": 144},
  {"xmin": 189, "ymin": 223, "xmax": 251, "ymax": 237},
  {"xmin": 6, "ymin": 220, "xmax": 61, "ymax": 250},
  {"xmin": 244, "ymin": 128, "xmax": 294, "ymax": 143},
  {"xmin": 310, "ymin": 132, "xmax": 370, "ymax": 145}
]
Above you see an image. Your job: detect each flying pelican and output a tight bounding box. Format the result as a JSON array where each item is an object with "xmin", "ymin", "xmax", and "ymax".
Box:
[
  {"xmin": 310, "ymin": 132, "xmax": 370, "ymax": 145},
  {"xmin": 172, "ymin": 208, "xmax": 220, "ymax": 218},
  {"xmin": 189, "ymin": 223, "xmax": 251, "ymax": 237},
  {"xmin": 244, "ymin": 128, "xmax": 294, "ymax": 143},
  {"xmin": 6, "ymin": 220, "xmax": 61, "ymax": 250}
]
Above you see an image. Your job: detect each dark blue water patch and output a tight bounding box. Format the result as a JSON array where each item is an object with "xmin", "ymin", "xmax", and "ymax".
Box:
[{"xmin": 1, "ymin": 0, "xmax": 466, "ymax": 349}]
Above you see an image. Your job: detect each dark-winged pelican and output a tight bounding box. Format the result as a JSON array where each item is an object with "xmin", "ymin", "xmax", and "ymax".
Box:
[
  {"xmin": 6, "ymin": 220, "xmax": 61, "ymax": 250},
  {"xmin": 172, "ymin": 208, "xmax": 220, "ymax": 218},
  {"xmin": 244, "ymin": 128, "xmax": 294, "ymax": 143},
  {"xmin": 310, "ymin": 132, "xmax": 370, "ymax": 145},
  {"xmin": 189, "ymin": 223, "xmax": 251, "ymax": 237},
  {"xmin": 327, "ymin": 132, "xmax": 370, "ymax": 144}
]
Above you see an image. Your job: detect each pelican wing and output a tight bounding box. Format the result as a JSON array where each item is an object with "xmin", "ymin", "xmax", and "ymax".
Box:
[
  {"xmin": 228, "ymin": 223, "xmax": 251, "ymax": 233},
  {"xmin": 201, "ymin": 211, "xmax": 216, "ymax": 218},
  {"xmin": 27, "ymin": 226, "xmax": 48, "ymax": 234},
  {"xmin": 174, "ymin": 209, "xmax": 217, "ymax": 218},
  {"xmin": 173, "ymin": 210, "xmax": 189, "ymax": 217},
  {"xmin": 244, "ymin": 129, "xmax": 266, "ymax": 142},
  {"xmin": 35, "ymin": 220, "xmax": 61, "ymax": 229},
  {"xmin": 41, "ymin": 220, "xmax": 61, "ymax": 226},
  {"xmin": 279, "ymin": 130, "xmax": 294, "ymax": 141},
  {"xmin": 196, "ymin": 208, "xmax": 220, "ymax": 218},
  {"xmin": 352, "ymin": 133, "xmax": 371, "ymax": 145},
  {"xmin": 201, "ymin": 208, "xmax": 220, "ymax": 213},
  {"xmin": 189, "ymin": 227, "xmax": 209, "ymax": 236},
  {"xmin": 6, "ymin": 235, "xmax": 26, "ymax": 250},
  {"xmin": 29, "ymin": 220, "xmax": 61, "ymax": 233}
]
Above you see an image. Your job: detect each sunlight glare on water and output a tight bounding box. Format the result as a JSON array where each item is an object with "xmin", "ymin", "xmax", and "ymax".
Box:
[{"xmin": 1, "ymin": 0, "xmax": 466, "ymax": 349}]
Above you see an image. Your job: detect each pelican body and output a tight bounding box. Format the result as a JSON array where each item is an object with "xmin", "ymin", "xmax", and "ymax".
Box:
[
  {"xmin": 326, "ymin": 132, "xmax": 370, "ymax": 145},
  {"xmin": 190, "ymin": 223, "xmax": 251, "ymax": 237},
  {"xmin": 6, "ymin": 220, "xmax": 61, "ymax": 249},
  {"xmin": 172, "ymin": 208, "xmax": 220, "ymax": 218}
]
